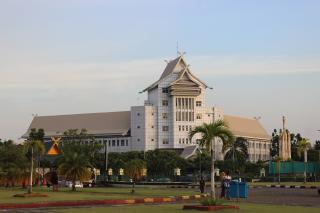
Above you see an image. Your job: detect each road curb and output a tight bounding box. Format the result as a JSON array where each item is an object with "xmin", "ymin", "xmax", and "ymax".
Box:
[{"xmin": 0, "ymin": 194, "xmax": 208, "ymax": 210}]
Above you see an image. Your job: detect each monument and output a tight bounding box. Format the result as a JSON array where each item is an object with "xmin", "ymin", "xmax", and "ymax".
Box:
[{"xmin": 279, "ymin": 116, "xmax": 291, "ymax": 160}]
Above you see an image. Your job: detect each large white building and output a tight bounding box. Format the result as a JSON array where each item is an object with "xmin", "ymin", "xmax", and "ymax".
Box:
[{"xmin": 24, "ymin": 55, "xmax": 271, "ymax": 162}]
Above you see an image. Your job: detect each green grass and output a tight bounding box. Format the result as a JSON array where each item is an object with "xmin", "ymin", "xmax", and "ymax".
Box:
[
  {"xmin": 55, "ymin": 203, "xmax": 320, "ymax": 213},
  {"xmin": 248, "ymin": 182, "xmax": 320, "ymax": 187},
  {"xmin": 0, "ymin": 186, "xmax": 199, "ymax": 204}
]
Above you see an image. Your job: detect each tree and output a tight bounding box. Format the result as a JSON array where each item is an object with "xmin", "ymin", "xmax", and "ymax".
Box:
[
  {"xmin": 297, "ymin": 138, "xmax": 311, "ymax": 183},
  {"xmin": 58, "ymin": 143, "xmax": 92, "ymax": 191},
  {"xmin": 189, "ymin": 120, "xmax": 234, "ymax": 199},
  {"xmin": 270, "ymin": 129, "xmax": 279, "ymax": 158},
  {"xmin": 315, "ymin": 140, "xmax": 320, "ymax": 150},
  {"xmin": 125, "ymin": 159, "xmax": 146, "ymax": 193},
  {"xmin": 223, "ymin": 137, "xmax": 249, "ymax": 173},
  {"xmin": 24, "ymin": 129, "xmax": 45, "ymax": 194}
]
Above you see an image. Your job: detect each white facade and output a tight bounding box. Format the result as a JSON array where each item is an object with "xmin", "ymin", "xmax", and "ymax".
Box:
[{"xmin": 26, "ymin": 55, "xmax": 271, "ymax": 162}]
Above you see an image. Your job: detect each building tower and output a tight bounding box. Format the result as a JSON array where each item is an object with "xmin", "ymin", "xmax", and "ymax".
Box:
[{"xmin": 279, "ymin": 116, "xmax": 291, "ymax": 160}]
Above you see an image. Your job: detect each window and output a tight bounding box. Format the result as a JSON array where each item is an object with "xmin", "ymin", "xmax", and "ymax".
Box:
[
  {"xmin": 112, "ymin": 140, "xmax": 115, "ymax": 146},
  {"xmin": 196, "ymin": 101, "xmax": 202, "ymax": 107},
  {"xmin": 137, "ymin": 113, "xmax": 140, "ymax": 116},
  {"xmin": 182, "ymin": 138, "xmax": 185, "ymax": 144},
  {"xmin": 151, "ymin": 113, "xmax": 154, "ymax": 116},
  {"xmin": 182, "ymin": 125, "xmax": 185, "ymax": 131},
  {"xmin": 162, "ymin": 87, "xmax": 168, "ymax": 93},
  {"xmin": 121, "ymin": 140, "xmax": 125, "ymax": 146},
  {"xmin": 162, "ymin": 126, "xmax": 169, "ymax": 131},
  {"xmin": 151, "ymin": 139, "xmax": 154, "ymax": 141},
  {"xmin": 162, "ymin": 113, "xmax": 168, "ymax": 119},
  {"xmin": 162, "ymin": 100, "xmax": 168, "ymax": 106},
  {"xmin": 151, "ymin": 125, "xmax": 154, "ymax": 128},
  {"xmin": 179, "ymin": 138, "xmax": 181, "ymax": 144},
  {"xmin": 126, "ymin": 140, "xmax": 128, "ymax": 146},
  {"xmin": 189, "ymin": 126, "xmax": 192, "ymax": 131},
  {"xmin": 117, "ymin": 140, "xmax": 119, "ymax": 146},
  {"xmin": 186, "ymin": 126, "xmax": 189, "ymax": 131},
  {"xmin": 186, "ymin": 138, "xmax": 189, "ymax": 144},
  {"xmin": 108, "ymin": 141, "xmax": 111, "ymax": 146},
  {"xmin": 163, "ymin": 139, "xmax": 169, "ymax": 144},
  {"xmin": 196, "ymin": 113, "xmax": 202, "ymax": 119},
  {"xmin": 137, "ymin": 126, "xmax": 140, "ymax": 129},
  {"xmin": 179, "ymin": 125, "xmax": 181, "ymax": 131},
  {"xmin": 137, "ymin": 138, "xmax": 140, "ymax": 142}
]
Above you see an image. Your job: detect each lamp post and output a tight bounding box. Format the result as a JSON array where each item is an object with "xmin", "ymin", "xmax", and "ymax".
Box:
[{"xmin": 104, "ymin": 140, "xmax": 108, "ymax": 185}]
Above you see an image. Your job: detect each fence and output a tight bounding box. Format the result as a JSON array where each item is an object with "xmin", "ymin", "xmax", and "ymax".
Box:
[{"xmin": 269, "ymin": 161, "xmax": 320, "ymax": 174}]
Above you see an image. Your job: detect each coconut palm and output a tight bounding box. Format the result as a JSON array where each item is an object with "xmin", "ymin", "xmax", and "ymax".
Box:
[
  {"xmin": 58, "ymin": 144, "xmax": 92, "ymax": 191},
  {"xmin": 223, "ymin": 137, "xmax": 249, "ymax": 173},
  {"xmin": 125, "ymin": 159, "xmax": 146, "ymax": 193},
  {"xmin": 189, "ymin": 120, "xmax": 234, "ymax": 199},
  {"xmin": 24, "ymin": 139, "xmax": 45, "ymax": 193},
  {"xmin": 297, "ymin": 138, "xmax": 311, "ymax": 183}
]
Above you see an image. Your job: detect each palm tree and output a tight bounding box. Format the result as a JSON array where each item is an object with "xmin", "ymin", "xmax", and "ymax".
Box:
[
  {"xmin": 125, "ymin": 159, "xmax": 146, "ymax": 193},
  {"xmin": 223, "ymin": 137, "xmax": 249, "ymax": 173},
  {"xmin": 297, "ymin": 138, "xmax": 311, "ymax": 183},
  {"xmin": 189, "ymin": 120, "xmax": 234, "ymax": 199},
  {"xmin": 24, "ymin": 139, "xmax": 45, "ymax": 193},
  {"xmin": 58, "ymin": 146, "xmax": 92, "ymax": 191}
]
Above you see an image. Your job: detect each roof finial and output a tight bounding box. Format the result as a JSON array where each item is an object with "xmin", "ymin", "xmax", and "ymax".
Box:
[{"xmin": 176, "ymin": 41, "xmax": 179, "ymax": 57}]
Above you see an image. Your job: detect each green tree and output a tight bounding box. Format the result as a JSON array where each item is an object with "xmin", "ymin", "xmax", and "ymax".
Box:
[
  {"xmin": 314, "ymin": 140, "xmax": 320, "ymax": 150},
  {"xmin": 125, "ymin": 159, "xmax": 146, "ymax": 193},
  {"xmin": 297, "ymin": 138, "xmax": 311, "ymax": 183},
  {"xmin": 189, "ymin": 120, "xmax": 234, "ymax": 199},
  {"xmin": 223, "ymin": 137, "xmax": 249, "ymax": 173},
  {"xmin": 24, "ymin": 129, "xmax": 45, "ymax": 194},
  {"xmin": 270, "ymin": 129, "xmax": 279, "ymax": 158},
  {"xmin": 58, "ymin": 143, "xmax": 92, "ymax": 191}
]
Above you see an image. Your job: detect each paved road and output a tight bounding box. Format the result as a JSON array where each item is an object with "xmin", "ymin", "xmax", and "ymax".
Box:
[
  {"xmin": 1, "ymin": 187, "xmax": 319, "ymax": 212},
  {"xmin": 216, "ymin": 187, "xmax": 320, "ymax": 207}
]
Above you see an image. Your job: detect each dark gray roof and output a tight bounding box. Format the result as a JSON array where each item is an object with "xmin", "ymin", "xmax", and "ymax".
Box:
[{"xmin": 23, "ymin": 111, "xmax": 131, "ymax": 138}]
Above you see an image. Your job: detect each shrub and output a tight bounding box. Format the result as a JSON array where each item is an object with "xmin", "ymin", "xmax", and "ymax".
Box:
[{"xmin": 200, "ymin": 198, "xmax": 224, "ymax": 206}]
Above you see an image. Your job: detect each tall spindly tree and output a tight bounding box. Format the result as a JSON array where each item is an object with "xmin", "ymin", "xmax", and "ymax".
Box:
[
  {"xmin": 24, "ymin": 129, "xmax": 45, "ymax": 194},
  {"xmin": 297, "ymin": 138, "xmax": 311, "ymax": 183},
  {"xmin": 189, "ymin": 120, "xmax": 234, "ymax": 199}
]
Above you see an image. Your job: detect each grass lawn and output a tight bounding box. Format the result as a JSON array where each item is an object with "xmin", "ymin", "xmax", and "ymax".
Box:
[
  {"xmin": 248, "ymin": 182, "xmax": 320, "ymax": 187},
  {"xmin": 0, "ymin": 186, "xmax": 199, "ymax": 204},
  {"xmin": 55, "ymin": 203, "xmax": 320, "ymax": 213}
]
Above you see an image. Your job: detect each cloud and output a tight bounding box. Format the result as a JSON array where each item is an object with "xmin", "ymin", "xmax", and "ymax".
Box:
[{"xmin": 1, "ymin": 54, "xmax": 319, "ymax": 91}]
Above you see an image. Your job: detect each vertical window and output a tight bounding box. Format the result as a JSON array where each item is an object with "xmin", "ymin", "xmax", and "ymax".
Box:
[
  {"xmin": 196, "ymin": 101, "xmax": 202, "ymax": 107},
  {"xmin": 112, "ymin": 140, "xmax": 115, "ymax": 146},
  {"xmin": 163, "ymin": 139, "xmax": 169, "ymax": 144},
  {"xmin": 162, "ymin": 87, "xmax": 168, "ymax": 93},
  {"xmin": 117, "ymin": 140, "xmax": 119, "ymax": 146},
  {"xmin": 121, "ymin": 140, "xmax": 125, "ymax": 146},
  {"xmin": 179, "ymin": 138, "xmax": 181, "ymax": 144},
  {"xmin": 196, "ymin": 114, "xmax": 202, "ymax": 119},
  {"xmin": 179, "ymin": 125, "xmax": 181, "ymax": 131},
  {"xmin": 182, "ymin": 138, "xmax": 185, "ymax": 144},
  {"xmin": 182, "ymin": 126, "xmax": 185, "ymax": 131},
  {"xmin": 186, "ymin": 126, "xmax": 189, "ymax": 131},
  {"xmin": 162, "ymin": 113, "xmax": 168, "ymax": 119},
  {"xmin": 162, "ymin": 126, "xmax": 169, "ymax": 131},
  {"xmin": 162, "ymin": 100, "xmax": 168, "ymax": 106},
  {"xmin": 126, "ymin": 140, "xmax": 128, "ymax": 146}
]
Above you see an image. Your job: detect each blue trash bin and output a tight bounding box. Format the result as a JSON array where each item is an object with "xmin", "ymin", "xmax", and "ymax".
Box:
[{"xmin": 229, "ymin": 181, "xmax": 248, "ymax": 198}]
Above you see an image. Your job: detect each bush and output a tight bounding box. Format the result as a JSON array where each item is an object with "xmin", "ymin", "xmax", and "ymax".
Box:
[{"xmin": 200, "ymin": 198, "xmax": 224, "ymax": 206}]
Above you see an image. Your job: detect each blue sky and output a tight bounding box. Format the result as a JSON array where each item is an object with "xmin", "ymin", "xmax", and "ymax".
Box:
[{"xmin": 0, "ymin": 0, "xmax": 319, "ymax": 142}]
